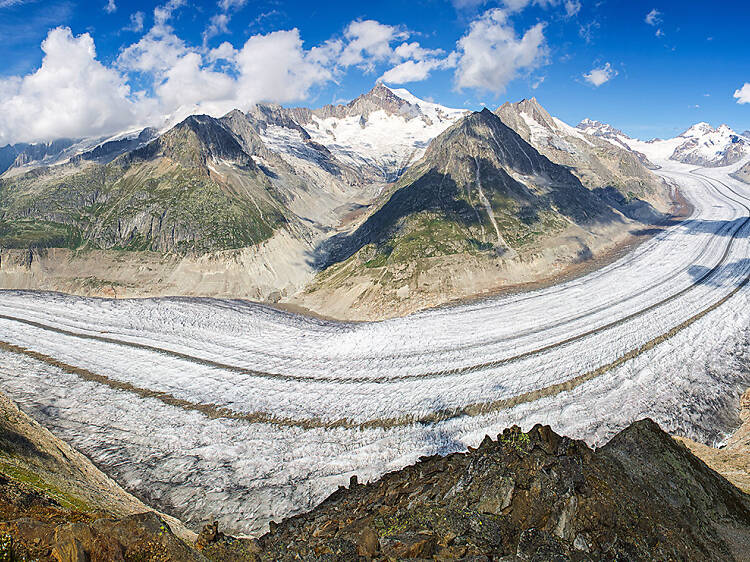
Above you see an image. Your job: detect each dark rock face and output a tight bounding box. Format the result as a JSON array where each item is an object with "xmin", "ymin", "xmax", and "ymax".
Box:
[
  {"xmin": 0, "ymin": 139, "xmax": 78, "ymax": 175},
  {"xmin": 250, "ymin": 421, "xmax": 750, "ymax": 561},
  {"xmin": 76, "ymin": 128, "xmax": 157, "ymax": 164}
]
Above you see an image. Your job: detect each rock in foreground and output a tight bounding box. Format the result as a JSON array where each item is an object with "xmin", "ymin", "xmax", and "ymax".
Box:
[
  {"xmin": 2, "ymin": 418, "xmax": 749, "ymax": 560},
  {"xmin": 252, "ymin": 420, "xmax": 750, "ymax": 561}
]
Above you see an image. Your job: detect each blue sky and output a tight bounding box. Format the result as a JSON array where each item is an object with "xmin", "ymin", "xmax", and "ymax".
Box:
[{"xmin": 0, "ymin": 0, "xmax": 748, "ymax": 144}]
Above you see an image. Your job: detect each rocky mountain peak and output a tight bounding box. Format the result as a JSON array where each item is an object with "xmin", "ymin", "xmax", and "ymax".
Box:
[
  {"xmin": 681, "ymin": 121, "xmax": 716, "ymax": 137},
  {"xmin": 497, "ymin": 97, "xmax": 554, "ymax": 129},
  {"xmin": 333, "ymin": 83, "xmax": 423, "ymax": 120},
  {"xmin": 576, "ymin": 118, "xmax": 626, "ymax": 138},
  {"xmin": 136, "ymin": 113, "xmax": 256, "ymax": 171}
]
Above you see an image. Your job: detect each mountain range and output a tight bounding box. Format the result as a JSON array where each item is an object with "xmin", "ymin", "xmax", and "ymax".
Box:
[
  {"xmin": 579, "ymin": 119, "xmax": 750, "ymax": 168},
  {"xmin": 3, "ymin": 84, "xmax": 743, "ymax": 319}
]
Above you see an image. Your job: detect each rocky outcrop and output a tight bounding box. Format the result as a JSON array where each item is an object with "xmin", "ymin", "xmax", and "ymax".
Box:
[
  {"xmin": 677, "ymin": 387, "xmax": 750, "ymax": 494},
  {"xmin": 1, "ymin": 409, "xmax": 748, "ymax": 560},
  {"xmin": 244, "ymin": 420, "xmax": 750, "ymax": 560},
  {"xmin": 0, "ymin": 139, "xmax": 78, "ymax": 176},
  {"xmin": 732, "ymin": 161, "xmax": 750, "ymax": 185}
]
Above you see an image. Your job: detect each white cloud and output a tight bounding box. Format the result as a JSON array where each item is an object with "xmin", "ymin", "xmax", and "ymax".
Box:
[
  {"xmin": 0, "ymin": 27, "xmax": 155, "ymax": 144},
  {"xmin": 203, "ymin": 0, "xmax": 250, "ymax": 44},
  {"xmin": 218, "ymin": 0, "xmax": 247, "ymax": 10},
  {"xmin": 104, "ymin": 0, "xmax": 116, "ymax": 14},
  {"xmin": 339, "ymin": 20, "xmax": 407, "ymax": 71},
  {"xmin": 120, "ymin": 23, "xmax": 333, "ymax": 116},
  {"xmin": 118, "ymin": 26, "xmax": 188, "ymax": 75},
  {"xmin": 154, "ymin": 0, "xmax": 186, "ymax": 27},
  {"xmin": 393, "ymin": 42, "xmax": 444, "ymax": 61},
  {"xmin": 156, "ymin": 52, "xmax": 236, "ymax": 112},
  {"xmin": 645, "ymin": 8, "xmax": 661, "ymax": 26},
  {"xmin": 380, "ymin": 54, "xmax": 457, "ymax": 84},
  {"xmin": 379, "ymin": 41, "xmax": 454, "ymax": 84},
  {"xmin": 234, "ymin": 29, "xmax": 334, "ymax": 104},
  {"xmin": 208, "ymin": 41, "xmax": 237, "ymax": 63},
  {"xmin": 734, "ymin": 83, "xmax": 750, "ymax": 104},
  {"xmin": 655, "ymin": 28, "xmax": 664, "ymax": 37},
  {"xmin": 583, "ymin": 61, "xmax": 617, "ymax": 87},
  {"xmin": 564, "ymin": 0, "xmax": 581, "ymax": 17},
  {"xmin": 454, "ymin": 8, "xmax": 547, "ymax": 94},
  {"xmin": 204, "ymin": 13, "xmax": 231, "ymax": 41},
  {"xmin": 125, "ymin": 11, "xmax": 145, "ymax": 33}
]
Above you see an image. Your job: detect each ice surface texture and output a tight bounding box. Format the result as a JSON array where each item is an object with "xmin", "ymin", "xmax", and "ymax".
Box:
[{"xmin": 0, "ymin": 159, "xmax": 749, "ymax": 535}]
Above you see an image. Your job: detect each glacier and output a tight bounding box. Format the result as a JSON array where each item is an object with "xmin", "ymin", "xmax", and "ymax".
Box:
[{"xmin": 0, "ymin": 157, "xmax": 749, "ymax": 535}]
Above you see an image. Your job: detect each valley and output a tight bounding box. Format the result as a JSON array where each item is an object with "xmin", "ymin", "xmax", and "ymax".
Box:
[
  {"xmin": 0, "ymin": 87, "xmax": 680, "ymax": 320},
  {"xmin": 2, "ymin": 2, "xmax": 750, "ymax": 558},
  {"xmin": 0, "ymin": 153, "xmax": 748, "ymax": 535}
]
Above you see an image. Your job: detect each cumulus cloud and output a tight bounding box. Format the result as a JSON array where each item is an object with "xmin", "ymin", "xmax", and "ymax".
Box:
[
  {"xmin": 0, "ymin": 27, "xmax": 155, "ymax": 144},
  {"xmin": 583, "ymin": 62, "xmax": 617, "ymax": 86},
  {"xmin": 233, "ymin": 29, "xmax": 335, "ymax": 104},
  {"xmin": 645, "ymin": 8, "xmax": 661, "ymax": 26},
  {"xmin": 378, "ymin": 41, "xmax": 456, "ymax": 84},
  {"xmin": 380, "ymin": 55, "xmax": 458, "ymax": 84},
  {"xmin": 208, "ymin": 41, "xmax": 237, "ymax": 63},
  {"xmin": 340, "ymin": 20, "xmax": 407, "ymax": 71},
  {"xmin": 454, "ymin": 8, "xmax": 547, "ymax": 94},
  {"xmin": 120, "ymin": 23, "xmax": 333, "ymax": 116},
  {"xmin": 734, "ymin": 83, "xmax": 750, "ymax": 104},
  {"xmin": 104, "ymin": 0, "xmax": 116, "ymax": 14},
  {"xmin": 118, "ymin": 26, "xmax": 189, "ymax": 75}
]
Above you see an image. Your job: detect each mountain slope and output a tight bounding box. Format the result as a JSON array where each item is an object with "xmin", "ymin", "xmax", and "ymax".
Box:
[
  {"xmin": 0, "ymin": 114, "xmax": 287, "ymax": 254},
  {"xmin": 2, "ymin": 411, "xmax": 748, "ymax": 560},
  {"xmin": 731, "ymin": 160, "xmax": 750, "ymax": 184},
  {"xmin": 292, "ymin": 108, "xmax": 642, "ymax": 319},
  {"xmin": 494, "ymin": 99, "xmax": 672, "ymax": 224}
]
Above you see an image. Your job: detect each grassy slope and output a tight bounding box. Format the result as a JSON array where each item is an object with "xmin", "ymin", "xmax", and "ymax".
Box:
[{"xmin": 0, "ymin": 125, "xmax": 286, "ymax": 254}]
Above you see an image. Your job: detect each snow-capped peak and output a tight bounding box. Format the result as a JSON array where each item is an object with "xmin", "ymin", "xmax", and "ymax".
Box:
[
  {"xmin": 680, "ymin": 122, "xmax": 715, "ymax": 138},
  {"xmin": 256, "ymin": 84, "xmax": 469, "ymax": 182},
  {"xmin": 382, "ymin": 85, "xmax": 468, "ymax": 123},
  {"xmin": 576, "ymin": 119, "xmax": 626, "ymax": 139}
]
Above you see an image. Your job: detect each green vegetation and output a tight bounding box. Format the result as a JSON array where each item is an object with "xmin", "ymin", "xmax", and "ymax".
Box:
[
  {"xmin": 0, "ymin": 460, "xmax": 92, "ymax": 513},
  {"xmin": 0, "ymin": 151, "xmax": 285, "ymax": 254},
  {"xmin": 0, "ymin": 220, "xmax": 82, "ymax": 249}
]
